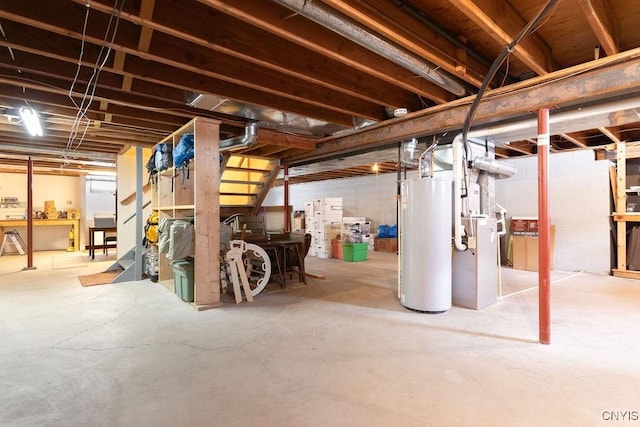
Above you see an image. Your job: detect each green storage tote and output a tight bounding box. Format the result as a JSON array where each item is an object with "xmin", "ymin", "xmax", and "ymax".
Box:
[
  {"xmin": 341, "ymin": 242, "xmax": 368, "ymax": 262},
  {"xmin": 172, "ymin": 258, "xmax": 194, "ymax": 302}
]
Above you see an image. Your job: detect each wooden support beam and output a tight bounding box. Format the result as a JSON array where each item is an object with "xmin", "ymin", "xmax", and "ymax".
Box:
[
  {"xmin": 577, "ymin": 0, "xmax": 620, "ymax": 56},
  {"xmin": 599, "ymin": 127, "xmax": 621, "ymax": 144},
  {"xmin": 137, "ymin": 0, "xmax": 156, "ymax": 52},
  {"xmin": 610, "ymin": 164, "xmax": 618, "ymax": 213},
  {"xmin": 285, "ymin": 51, "xmax": 640, "ymax": 164},
  {"xmin": 447, "ymin": 0, "xmax": 555, "ymax": 75},
  {"xmin": 560, "ymin": 133, "xmax": 587, "ymax": 147},
  {"xmin": 319, "ymin": 0, "xmax": 487, "ymax": 88},
  {"xmin": 616, "ymin": 143, "xmax": 627, "ymax": 270}
]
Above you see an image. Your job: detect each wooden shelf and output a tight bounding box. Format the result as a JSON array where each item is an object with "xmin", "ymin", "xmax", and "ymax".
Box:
[
  {"xmin": 612, "ymin": 142, "xmax": 640, "ymax": 278},
  {"xmin": 612, "ymin": 213, "xmax": 640, "ymax": 222},
  {"xmin": 612, "ymin": 269, "xmax": 640, "ymax": 279},
  {"xmin": 152, "ymin": 117, "xmax": 222, "ymax": 308},
  {"xmin": 157, "ymin": 205, "xmax": 195, "ymax": 211}
]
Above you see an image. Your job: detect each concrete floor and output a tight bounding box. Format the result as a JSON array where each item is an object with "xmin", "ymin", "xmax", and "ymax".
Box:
[{"xmin": 1, "ymin": 250, "xmax": 639, "ymax": 426}]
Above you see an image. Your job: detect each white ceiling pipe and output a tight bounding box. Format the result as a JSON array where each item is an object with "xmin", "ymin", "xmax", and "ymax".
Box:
[
  {"xmin": 272, "ymin": 0, "xmax": 466, "ymax": 96},
  {"xmin": 451, "ymin": 94, "xmax": 640, "ymax": 251},
  {"xmin": 488, "ymin": 95, "xmax": 640, "ymax": 146}
]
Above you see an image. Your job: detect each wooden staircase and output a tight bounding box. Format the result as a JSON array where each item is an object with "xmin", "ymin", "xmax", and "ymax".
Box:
[{"xmin": 220, "ymin": 154, "xmax": 280, "ymax": 218}]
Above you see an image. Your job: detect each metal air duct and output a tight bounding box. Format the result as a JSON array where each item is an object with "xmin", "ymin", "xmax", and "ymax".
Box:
[
  {"xmin": 219, "ymin": 121, "xmax": 259, "ymax": 151},
  {"xmin": 272, "ymin": 0, "xmax": 466, "ymax": 96}
]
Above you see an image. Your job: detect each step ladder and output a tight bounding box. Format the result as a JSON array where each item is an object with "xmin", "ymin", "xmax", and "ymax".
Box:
[{"xmin": 0, "ymin": 230, "xmax": 28, "ymax": 256}]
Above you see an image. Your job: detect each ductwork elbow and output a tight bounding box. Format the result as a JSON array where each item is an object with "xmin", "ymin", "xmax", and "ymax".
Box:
[{"xmin": 219, "ymin": 122, "xmax": 258, "ymax": 151}]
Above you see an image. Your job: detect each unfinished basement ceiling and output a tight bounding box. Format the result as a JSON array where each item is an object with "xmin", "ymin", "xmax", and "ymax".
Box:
[{"xmin": 1, "ymin": 0, "xmax": 640, "ymax": 179}]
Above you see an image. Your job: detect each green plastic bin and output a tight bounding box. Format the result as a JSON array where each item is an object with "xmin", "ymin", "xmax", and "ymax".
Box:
[
  {"xmin": 342, "ymin": 242, "xmax": 368, "ymax": 262},
  {"xmin": 172, "ymin": 258, "xmax": 194, "ymax": 302}
]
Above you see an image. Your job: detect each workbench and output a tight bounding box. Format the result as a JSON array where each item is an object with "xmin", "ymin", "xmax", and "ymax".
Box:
[{"xmin": 0, "ymin": 218, "xmax": 80, "ymax": 252}]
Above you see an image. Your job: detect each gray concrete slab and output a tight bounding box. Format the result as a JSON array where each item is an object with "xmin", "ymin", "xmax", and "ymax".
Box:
[{"xmin": 1, "ymin": 250, "xmax": 639, "ymax": 426}]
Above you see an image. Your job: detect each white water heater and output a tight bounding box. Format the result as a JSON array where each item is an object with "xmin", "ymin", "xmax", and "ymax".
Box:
[{"xmin": 400, "ymin": 176, "xmax": 452, "ymax": 313}]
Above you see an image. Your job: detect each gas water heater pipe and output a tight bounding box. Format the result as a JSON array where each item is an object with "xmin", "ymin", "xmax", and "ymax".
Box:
[{"xmin": 452, "ymin": 137, "xmax": 467, "ymax": 251}]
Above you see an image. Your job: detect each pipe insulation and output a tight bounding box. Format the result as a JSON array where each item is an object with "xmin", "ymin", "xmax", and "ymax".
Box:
[{"xmin": 272, "ymin": 0, "xmax": 466, "ymax": 96}]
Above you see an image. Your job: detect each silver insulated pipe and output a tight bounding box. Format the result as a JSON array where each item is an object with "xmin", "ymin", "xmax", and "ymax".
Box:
[{"xmin": 272, "ymin": 0, "xmax": 466, "ymax": 96}]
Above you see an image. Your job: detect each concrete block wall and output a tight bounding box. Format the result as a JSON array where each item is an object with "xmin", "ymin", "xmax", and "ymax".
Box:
[
  {"xmin": 495, "ymin": 150, "xmax": 611, "ymax": 274},
  {"xmin": 266, "ymin": 149, "xmax": 611, "ymax": 274},
  {"xmin": 263, "ymin": 172, "xmax": 405, "ymax": 232}
]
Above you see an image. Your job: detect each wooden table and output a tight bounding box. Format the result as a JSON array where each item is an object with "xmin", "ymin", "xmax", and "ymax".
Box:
[
  {"xmin": 0, "ymin": 218, "xmax": 80, "ymax": 251},
  {"xmin": 253, "ymin": 238, "xmax": 307, "ymax": 287},
  {"xmin": 88, "ymin": 226, "xmax": 117, "ymax": 259}
]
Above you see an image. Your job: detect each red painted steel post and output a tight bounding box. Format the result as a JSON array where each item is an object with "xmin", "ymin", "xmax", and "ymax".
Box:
[
  {"xmin": 27, "ymin": 156, "xmax": 34, "ymax": 269},
  {"xmin": 538, "ymin": 108, "xmax": 551, "ymax": 344},
  {"xmin": 283, "ymin": 163, "xmax": 290, "ymax": 232}
]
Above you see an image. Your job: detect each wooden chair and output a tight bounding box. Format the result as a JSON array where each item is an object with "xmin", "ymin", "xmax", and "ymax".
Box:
[{"xmin": 104, "ymin": 233, "xmax": 117, "ymax": 255}]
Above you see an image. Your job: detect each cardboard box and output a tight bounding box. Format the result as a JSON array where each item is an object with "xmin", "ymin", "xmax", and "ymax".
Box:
[
  {"xmin": 511, "ymin": 225, "xmax": 555, "ymax": 272},
  {"xmin": 67, "ymin": 208, "xmax": 80, "ymax": 219},
  {"xmin": 374, "ymin": 237, "xmax": 398, "ymax": 253},
  {"xmin": 627, "ymin": 195, "xmax": 640, "ymax": 212},
  {"xmin": 510, "ymin": 217, "xmax": 539, "ymax": 236},
  {"xmin": 331, "ymin": 238, "xmax": 343, "ymax": 259}
]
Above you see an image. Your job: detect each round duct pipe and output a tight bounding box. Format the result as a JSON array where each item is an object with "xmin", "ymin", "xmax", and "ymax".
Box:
[
  {"xmin": 219, "ymin": 122, "xmax": 259, "ymax": 151},
  {"xmin": 472, "ymin": 156, "xmax": 517, "ymax": 179},
  {"xmin": 272, "ymin": 0, "xmax": 466, "ymax": 96}
]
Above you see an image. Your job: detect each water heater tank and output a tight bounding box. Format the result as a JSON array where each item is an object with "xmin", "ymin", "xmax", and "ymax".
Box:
[{"xmin": 400, "ymin": 176, "xmax": 452, "ymax": 313}]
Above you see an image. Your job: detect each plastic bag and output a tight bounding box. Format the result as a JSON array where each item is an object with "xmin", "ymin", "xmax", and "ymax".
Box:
[{"xmin": 377, "ymin": 224, "xmax": 398, "ymax": 238}]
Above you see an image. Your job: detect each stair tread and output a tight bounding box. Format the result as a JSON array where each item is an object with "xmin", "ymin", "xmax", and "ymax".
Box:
[{"xmin": 119, "ymin": 259, "xmax": 135, "ymax": 269}]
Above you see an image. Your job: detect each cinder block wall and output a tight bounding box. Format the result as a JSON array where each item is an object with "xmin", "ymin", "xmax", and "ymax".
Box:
[
  {"xmin": 263, "ymin": 172, "xmax": 405, "ymax": 232},
  {"xmin": 495, "ymin": 150, "xmax": 611, "ymax": 274},
  {"xmin": 266, "ymin": 150, "xmax": 611, "ymax": 274}
]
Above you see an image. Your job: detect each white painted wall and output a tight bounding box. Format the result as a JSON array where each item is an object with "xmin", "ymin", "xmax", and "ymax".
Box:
[
  {"xmin": 116, "ymin": 147, "xmax": 153, "ymax": 257},
  {"xmin": 0, "ymin": 172, "xmax": 81, "ymax": 250},
  {"xmin": 496, "ymin": 150, "xmax": 611, "ymax": 274}
]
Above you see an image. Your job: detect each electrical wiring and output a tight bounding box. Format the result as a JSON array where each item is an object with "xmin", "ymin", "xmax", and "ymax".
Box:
[
  {"xmin": 67, "ymin": 0, "xmax": 125, "ymax": 151},
  {"xmin": 63, "ymin": 0, "xmax": 126, "ymax": 165},
  {"xmin": 456, "ymin": 0, "xmax": 559, "ymax": 205},
  {"xmin": 68, "ymin": 2, "xmax": 91, "ymax": 110},
  {"xmin": 461, "ymin": 0, "xmax": 560, "ymax": 159}
]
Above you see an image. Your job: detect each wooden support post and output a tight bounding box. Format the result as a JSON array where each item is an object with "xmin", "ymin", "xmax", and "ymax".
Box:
[
  {"xmin": 193, "ymin": 118, "xmax": 222, "ymax": 309},
  {"xmin": 283, "ymin": 163, "xmax": 290, "ymax": 232},
  {"xmin": 25, "ymin": 156, "xmax": 35, "ymax": 270},
  {"xmin": 134, "ymin": 145, "xmax": 144, "ymax": 280},
  {"xmin": 538, "ymin": 108, "xmax": 551, "ymax": 345},
  {"xmin": 616, "ymin": 143, "xmax": 627, "ymax": 271}
]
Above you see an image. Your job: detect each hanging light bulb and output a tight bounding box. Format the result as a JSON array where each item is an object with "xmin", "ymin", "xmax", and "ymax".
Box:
[
  {"xmin": 372, "ymin": 162, "xmax": 379, "ymax": 172},
  {"xmin": 19, "ymin": 106, "xmax": 43, "ymax": 137}
]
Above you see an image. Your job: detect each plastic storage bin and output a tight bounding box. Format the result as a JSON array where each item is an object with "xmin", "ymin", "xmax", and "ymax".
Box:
[
  {"xmin": 172, "ymin": 258, "xmax": 194, "ymax": 302},
  {"xmin": 341, "ymin": 242, "xmax": 368, "ymax": 262}
]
